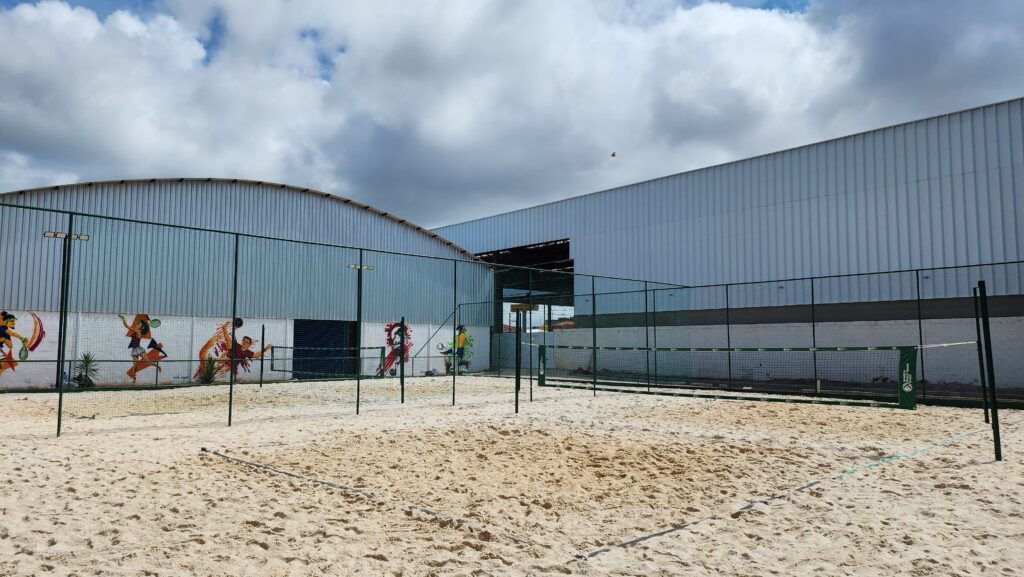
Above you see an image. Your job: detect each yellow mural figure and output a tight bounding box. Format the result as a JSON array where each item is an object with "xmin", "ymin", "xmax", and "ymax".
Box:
[
  {"xmin": 119, "ymin": 314, "xmax": 167, "ymax": 383},
  {"xmin": 0, "ymin": 311, "xmax": 45, "ymax": 380}
]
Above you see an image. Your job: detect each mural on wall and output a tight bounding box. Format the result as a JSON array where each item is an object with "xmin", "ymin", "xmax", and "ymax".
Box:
[
  {"xmin": 0, "ymin": 311, "xmax": 46, "ymax": 381},
  {"xmin": 376, "ymin": 322, "xmax": 412, "ymax": 377},
  {"xmin": 438, "ymin": 324, "xmax": 472, "ymax": 375},
  {"xmin": 119, "ymin": 314, "xmax": 167, "ymax": 383},
  {"xmin": 194, "ymin": 318, "xmax": 270, "ymax": 380}
]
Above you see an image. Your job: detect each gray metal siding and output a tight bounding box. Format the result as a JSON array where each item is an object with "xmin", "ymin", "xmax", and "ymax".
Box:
[
  {"xmin": 1, "ymin": 181, "xmax": 483, "ymax": 321},
  {"xmin": 435, "ymin": 98, "xmax": 1024, "ymax": 293},
  {"xmin": 2, "ymin": 180, "xmax": 468, "ymax": 261}
]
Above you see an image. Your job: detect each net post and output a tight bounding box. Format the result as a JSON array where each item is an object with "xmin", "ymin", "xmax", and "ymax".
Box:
[
  {"xmin": 898, "ymin": 346, "xmax": 918, "ymax": 410},
  {"xmin": 259, "ymin": 324, "xmax": 265, "ymax": 389},
  {"xmin": 977, "ymin": 281, "xmax": 1002, "ymax": 461},
  {"xmin": 809, "ymin": 279, "xmax": 818, "ymax": 394},
  {"xmin": 400, "ymin": 316, "xmax": 406, "ymax": 404},
  {"xmin": 538, "ymin": 344, "xmax": 546, "ymax": 388},
  {"xmin": 55, "ymin": 213, "xmax": 74, "ymax": 438},
  {"xmin": 972, "ymin": 288, "xmax": 989, "ymax": 423},
  {"xmin": 228, "ymin": 233, "xmax": 239, "ymax": 427},
  {"xmin": 725, "ymin": 284, "xmax": 733, "ymax": 387}
]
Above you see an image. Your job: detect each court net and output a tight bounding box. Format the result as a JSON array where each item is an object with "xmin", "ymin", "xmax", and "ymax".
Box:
[{"xmin": 530, "ymin": 343, "xmax": 922, "ymax": 409}]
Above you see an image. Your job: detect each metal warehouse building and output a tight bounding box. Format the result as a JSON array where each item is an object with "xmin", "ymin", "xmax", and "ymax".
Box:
[
  {"xmin": 434, "ymin": 98, "xmax": 1024, "ymax": 393},
  {"xmin": 0, "ymin": 179, "xmax": 493, "ymax": 389},
  {"xmin": 435, "ymin": 97, "xmax": 1023, "ymax": 288}
]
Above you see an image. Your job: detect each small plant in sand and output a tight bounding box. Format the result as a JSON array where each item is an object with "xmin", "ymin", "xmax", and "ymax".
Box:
[
  {"xmin": 196, "ymin": 356, "xmax": 219, "ymax": 384},
  {"xmin": 72, "ymin": 353, "xmax": 99, "ymax": 388}
]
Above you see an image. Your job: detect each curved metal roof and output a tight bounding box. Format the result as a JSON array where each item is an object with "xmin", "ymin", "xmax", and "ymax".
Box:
[{"xmin": 0, "ymin": 177, "xmax": 477, "ymax": 260}]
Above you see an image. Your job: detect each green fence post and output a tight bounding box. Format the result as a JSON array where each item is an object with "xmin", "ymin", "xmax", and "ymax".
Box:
[
  {"xmin": 228, "ymin": 233, "xmax": 239, "ymax": 427},
  {"xmin": 972, "ymin": 288, "xmax": 990, "ymax": 423},
  {"xmin": 515, "ymin": 311, "xmax": 521, "ymax": 414},
  {"xmin": 538, "ymin": 344, "xmax": 546, "ymax": 387},
  {"xmin": 399, "ymin": 316, "xmax": 406, "ymax": 404},
  {"xmin": 898, "ymin": 346, "xmax": 918, "ymax": 410},
  {"xmin": 356, "ymin": 249, "xmax": 363, "ymax": 413},
  {"xmin": 259, "ymin": 324, "xmax": 265, "ymax": 389},
  {"xmin": 591, "ymin": 276, "xmax": 597, "ymax": 397},
  {"xmin": 55, "ymin": 213, "xmax": 74, "ymax": 438},
  {"xmin": 977, "ymin": 281, "xmax": 1001, "ymax": 461}
]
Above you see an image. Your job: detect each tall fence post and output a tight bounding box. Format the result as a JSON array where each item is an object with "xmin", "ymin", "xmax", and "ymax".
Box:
[
  {"xmin": 228, "ymin": 233, "xmax": 239, "ymax": 427},
  {"xmin": 651, "ymin": 288, "xmax": 658, "ymax": 387},
  {"xmin": 977, "ymin": 281, "xmax": 1001, "ymax": 462},
  {"xmin": 591, "ymin": 276, "xmax": 597, "ymax": 396},
  {"xmin": 55, "ymin": 213, "xmax": 74, "ymax": 438},
  {"xmin": 915, "ymin": 270, "xmax": 926, "ymax": 398},
  {"xmin": 452, "ymin": 261, "xmax": 457, "ymax": 406},
  {"xmin": 972, "ymin": 287, "xmax": 990, "ymax": 423},
  {"xmin": 399, "ymin": 316, "xmax": 406, "ymax": 403},
  {"xmin": 809, "ymin": 279, "xmax": 819, "ymax": 394},
  {"xmin": 644, "ymin": 281, "xmax": 650, "ymax": 392},
  {"xmin": 725, "ymin": 284, "xmax": 733, "ymax": 387},
  {"xmin": 515, "ymin": 311, "xmax": 521, "ymax": 414},
  {"xmin": 259, "ymin": 324, "xmax": 265, "ymax": 388},
  {"xmin": 528, "ymin": 269, "xmax": 533, "ymax": 401},
  {"xmin": 356, "ymin": 249, "xmax": 363, "ymax": 415}
]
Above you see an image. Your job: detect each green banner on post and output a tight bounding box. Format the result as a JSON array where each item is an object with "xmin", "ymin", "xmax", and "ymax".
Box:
[{"xmin": 898, "ymin": 346, "xmax": 917, "ymax": 410}]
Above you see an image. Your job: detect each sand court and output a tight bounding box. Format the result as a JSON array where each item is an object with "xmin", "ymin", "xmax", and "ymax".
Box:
[{"xmin": 1, "ymin": 377, "xmax": 1021, "ymax": 576}]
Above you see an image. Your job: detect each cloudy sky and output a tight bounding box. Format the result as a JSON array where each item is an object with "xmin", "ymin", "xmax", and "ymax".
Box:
[{"xmin": 1, "ymin": 1, "xmax": 1023, "ymax": 228}]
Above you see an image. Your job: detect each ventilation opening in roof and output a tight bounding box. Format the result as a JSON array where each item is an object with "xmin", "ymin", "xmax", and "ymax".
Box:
[{"xmin": 475, "ymin": 239, "xmax": 572, "ymax": 272}]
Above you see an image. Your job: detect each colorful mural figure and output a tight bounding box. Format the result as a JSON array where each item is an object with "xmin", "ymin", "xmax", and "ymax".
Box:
[
  {"xmin": 119, "ymin": 314, "xmax": 167, "ymax": 383},
  {"xmin": 194, "ymin": 318, "xmax": 270, "ymax": 379},
  {"xmin": 0, "ymin": 311, "xmax": 45, "ymax": 380},
  {"xmin": 438, "ymin": 324, "xmax": 472, "ymax": 375},
  {"xmin": 376, "ymin": 322, "xmax": 411, "ymax": 377}
]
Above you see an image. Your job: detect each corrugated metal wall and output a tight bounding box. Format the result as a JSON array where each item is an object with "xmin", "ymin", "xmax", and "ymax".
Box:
[
  {"xmin": 1, "ymin": 179, "xmax": 469, "ymax": 261},
  {"xmin": 0, "ymin": 181, "xmax": 489, "ymax": 323},
  {"xmin": 435, "ymin": 98, "xmax": 1024, "ymax": 291}
]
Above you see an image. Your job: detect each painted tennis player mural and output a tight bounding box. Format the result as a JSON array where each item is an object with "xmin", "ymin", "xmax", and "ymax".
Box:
[
  {"xmin": 119, "ymin": 314, "xmax": 167, "ymax": 383},
  {"xmin": 438, "ymin": 324, "xmax": 472, "ymax": 375},
  {"xmin": 0, "ymin": 311, "xmax": 45, "ymax": 382},
  {"xmin": 376, "ymin": 322, "xmax": 411, "ymax": 376},
  {"xmin": 194, "ymin": 318, "xmax": 270, "ymax": 379}
]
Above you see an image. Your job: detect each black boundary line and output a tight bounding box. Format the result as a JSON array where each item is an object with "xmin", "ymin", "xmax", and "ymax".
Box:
[
  {"xmin": 199, "ymin": 447, "xmax": 537, "ymax": 547},
  {"xmin": 568, "ymin": 418, "xmax": 1019, "ymax": 564}
]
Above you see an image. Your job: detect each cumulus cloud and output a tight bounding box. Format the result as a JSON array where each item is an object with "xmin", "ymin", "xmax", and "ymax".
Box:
[{"xmin": 1, "ymin": 0, "xmax": 1023, "ymax": 228}]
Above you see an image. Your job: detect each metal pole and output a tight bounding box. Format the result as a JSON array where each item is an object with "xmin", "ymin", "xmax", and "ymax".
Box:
[
  {"xmin": 652, "ymin": 288, "xmax": 658, "ymax": 387},
  {"xmin": 644, "ymin": 282, "xmax": 650, "ymax": 392},
  {"xmin": 228, "ymin": 233, "xmax": 239, "ymax": 426},
  {"xmin": 528, "ymin": 269, "xmax": 533, "ymax": 402},
  {"xmin": 399, "ymin": 316, "xmax": 406, "ymax": 403},
  {"xmin": 916, "ymin": 270, "xmax": 926, "ymax": 397},
  {"xmin": 972, "ymin": 288, "xmax": 989, "ymax": 423},
  {"xmin": 977, "ymin": 281, "xmax": 1001, "ymax": 462},
  {"xmin": 529, "ymin": 308, "xmax": 533, "ymax": 402},
  {"xmin": 591, "ymin": 276, "xmax": 597, "ymax": 397},
  {"xmin": 55, "ymin": 214, "xmax": 74, "ymax": 438},
  {"xmin": 809, "ymin": 280, "xmax": 817, "ymax": 393},
  {"xmin": 725, "ymin": 284, "xmax": 733, "ymax": 387},
  {"xmin": 515, "ymin": 311, "xmax": 521, "ymax": 414},
  {"xmin": 452, "ymin": 261, "xmax": 457, "ymax": 406},
  {"xmin": 259, "ymin": 324, "xmax": 265, "ymax": 388},
  {"xmin": 356, "ymin": 249, "xmax": 363, "ymax": 415}
]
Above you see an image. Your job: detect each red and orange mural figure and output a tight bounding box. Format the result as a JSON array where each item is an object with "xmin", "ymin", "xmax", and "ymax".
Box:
[
  {"xmin": 119, "ymin": 314, "xmax": 167, "ymax": 383},
  {"xmin": 194, "ymin": 318, "xmax": 270, "ymax": 380},
  {"xmin": 0, "ymin": 311, "xmax": 45, "ymax": 380},
  {"xmin": 376, "ymin": 322, "xmax": 412, "ymax": 377}
]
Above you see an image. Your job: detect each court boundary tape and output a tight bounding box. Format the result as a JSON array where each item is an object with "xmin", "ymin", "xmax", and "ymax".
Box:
[
  {"xmin": 569, "ymin": 417, "xmax": 1017, "ymax": 564},
  {"xmin": 199, "ymin": 447, "xmax": 537, "ymax": 547}
]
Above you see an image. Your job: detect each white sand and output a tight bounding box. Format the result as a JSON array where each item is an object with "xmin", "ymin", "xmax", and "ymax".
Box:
[{"xmin": 0, "ymin": 377, "xmax": 1021, "ymax": 576}]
